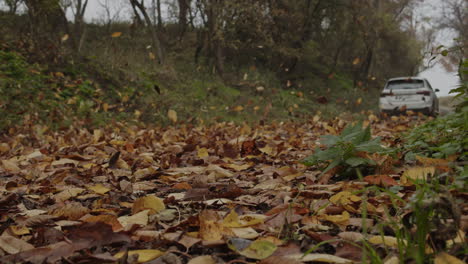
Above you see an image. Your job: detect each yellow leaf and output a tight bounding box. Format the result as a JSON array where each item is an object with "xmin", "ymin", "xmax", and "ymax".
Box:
[
  {"xmin": 9, "ymin": 226, "xmax": 30, "ymax": 236},
  {"xmin": 88, "ymin": 184, "xmax": 110, "ymax": 195},
  {"xmin": 197, "ymin": 147, "xmax": 209, "ymax": 158},
  {"xmin": 168, "ymin": 109, "xmax": 178, "ymax": 123},
  {"xmin": 330, "ymin": 191, "xmax": 361, "ymax": 206},
  {"xmin": 61, "ymin": 34, "xmax": 69, "ymax": 42},
  {"xmin": 352, "ymin": 58, "xmax": 361, "ymax": 65},
  {"xmin": 149, "ymin": 52, "xmax": 156, "ymax": 60},
  {"xmin": 233, "ymin": 105, "xmax": 244, "ymax": 112},
  {"xmin": 233, "ymin": 239, "xmax": 277, "ymax": 260},
  {"xmin": 114, "ymin": 249, "xmax": 164, "ymax": 263},
  {"xmin": 111, "ymin": 32, "xmax": 122, "ymax": 37},
  {"xmin": 368, "ymin": 236, "xmax": 402, "ymax": 248},
  {"xmin": 356, "ymin": 97, "xmax": 362, "ymax": 105},
  {"xmin": 132, "ymin": 195, "xmax": 165, "ymax": 215},
  {"xmin": 223, "ymin": 210, "xmax": 266, "ymax": 228},
  {"xmin": 434, "ymin": 252, "xmax": 465, "ymax": 264},
  {"xmin": 93, "ymin": 129, "xmax": 103, "ymax": 143},
  {"xmin": 322, "ymin": 211, "xmax": 350, "ymax": 225},
  {"xmin": 103, "ymin": 103, "xmax": 109, "ymax": 112},
  {"xmin": 401, "ymin": 166, "xmax": 435, "ymax": 184},
  {"xmin": 134, "ymin": 110, "xmax": 141, "ymax": 118}
]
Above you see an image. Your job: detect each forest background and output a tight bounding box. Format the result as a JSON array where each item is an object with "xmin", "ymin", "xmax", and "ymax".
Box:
[{"xmin": 0, "ymin": 0, "xmax": 466, "ymax": 129}]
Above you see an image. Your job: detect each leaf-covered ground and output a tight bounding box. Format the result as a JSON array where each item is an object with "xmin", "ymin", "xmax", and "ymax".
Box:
[{"xmin": 0, "ymin": 114, "xmax": 466, "ymax": 264}]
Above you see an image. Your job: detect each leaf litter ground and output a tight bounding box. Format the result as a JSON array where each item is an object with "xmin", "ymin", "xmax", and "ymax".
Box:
[{"xmin": 0, "ymin": 114, "xmax": 466, "ymax": 263}]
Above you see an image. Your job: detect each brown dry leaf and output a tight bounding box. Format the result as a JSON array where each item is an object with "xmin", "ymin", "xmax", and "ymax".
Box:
[
  {"xmin": 118, "ymin": 210, "xmax": 149, "ymax": 230},
  {"xmin": 54, "ymin": 187, "xmax": 85, "ymax": 202},
  {"xmin": 199, "ymin": 210, "xmax": 230, "ymax": 241},
  {"xmin": 51, "ymin": 202, "xmax": 89, "ymax": 220},
  {"xmin": 132, "ymin": 195, "xmax": 165, "ymax": 215},
  {"xmin": 0, "ymin": 142, "xmax": 10, "ymax": 153},
  {"xmin": 363, "ymin": 175, "xmax": 398, "ymax": 186},
  {"xmin": 0, "ymin": 234, "xmax": 35, "ymax": 254},
  {"xmin": 2, "ymin": 159, "xmax": 21, "ymax": 172},
  {"xmin": 88, "ymin": 184, "xmax": 111, "ymax": 195},
  {"xmin": 81, "ymin": 214, "xmax": 124, "ymax": 232}
]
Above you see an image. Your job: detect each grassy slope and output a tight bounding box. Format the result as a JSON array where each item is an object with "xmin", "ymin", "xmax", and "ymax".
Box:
[{"xmin": 0, "ymin": 15, "xmax": 384, "ymax": 131}]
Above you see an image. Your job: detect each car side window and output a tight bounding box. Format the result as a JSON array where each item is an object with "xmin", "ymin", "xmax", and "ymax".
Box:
[{"xmin": 425, "ymin": 80, "xmax": 433, "ymax": 90}]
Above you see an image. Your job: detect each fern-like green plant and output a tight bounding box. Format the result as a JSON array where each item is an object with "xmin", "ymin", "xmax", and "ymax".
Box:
[{"xmin": 302, "ymin": 122, "xmax": 387, "ymax": 176}]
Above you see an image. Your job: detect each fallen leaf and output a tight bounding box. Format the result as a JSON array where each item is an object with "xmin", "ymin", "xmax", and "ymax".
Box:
[
  {"xmin": 229, "ymin": 238, "xmax": 277, "ymax": 260},
  {"xmin": 329, "ymin": 191, "xmax": 361, "ymax": 206},
  {"xmin": 363, "ymin": 175, "xmax": 398, "ymax": 186},
  {"xmin": 114, "ymin": 249, "xmax": 164, "ymax": 263},
  {"xmin": 132, "ymin": 195, "xmax": 165, "ymax": 215},
  {"xmin": 197, "ymin": 147, "xmax": 209, "ymax": 158},
  {"xmin": 0, "ymin": 234, "xmax": 34, "ymax": 254},
  {"xmin": 286, "ymin": 253, "xmax": 352, "ymax": 263},
  {"xmin": 368, "ymin": 236, "xmax": 402, "ymax": 248},
  {"xmin": 223, "ymin": 210, "xmax": 266, "ymax": 227},
  {"xmin": 118, "ymin": 210, "xmax": 149, "ymax": 230},
  {"xmin": 54, "ymin": 187, "xmax": 85, "ymax": 202},
  {"xmin": 401, "ymin": 166, "xmax": 435, "ymax": 183},
  {"xmin": 88, "ymin": 184, "xmax": 110, "ymax": 195},
  {"xmin": 188, "ymin": 255, "xmax": 217, "ymax": 264},
  {"xmin": 168, "ymin": 109, "xmax": 178, "ymax": 123},
  {"xmin": 434, "ymin": 252, "xmax": 465, "ymax": 264}
]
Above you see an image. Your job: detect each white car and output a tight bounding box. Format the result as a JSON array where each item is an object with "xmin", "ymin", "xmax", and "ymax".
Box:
[{"xmin": 379, "ymin": 77, "xmax": 439, "ymax": 116}]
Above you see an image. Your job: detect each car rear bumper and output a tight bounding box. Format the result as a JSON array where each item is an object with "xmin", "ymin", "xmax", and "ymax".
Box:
[{"xmin": 379, "ymin": 100, "xmax": 432, "ymax": 111}]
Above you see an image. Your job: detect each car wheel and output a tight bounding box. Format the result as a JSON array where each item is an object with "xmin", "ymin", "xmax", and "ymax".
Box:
[{"xmin": 430, "ymin": 103, "xmax": 439, "ymax": 117}]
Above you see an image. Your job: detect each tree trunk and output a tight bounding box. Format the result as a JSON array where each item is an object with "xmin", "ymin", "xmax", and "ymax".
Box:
[
  {"xmin": 178, "ymin": 0, "xmax": 190, "ymax": 38},
  {"xmin": 156, "ymin": 0, "xmax": 163, "ymax": 29},
  {"xmin": 24, "ymin": 0, "xmax": 69, "ymax": 63},
  {"xmin": 129, "ymin": 0, "xmax": 165, "ymax": 64}
]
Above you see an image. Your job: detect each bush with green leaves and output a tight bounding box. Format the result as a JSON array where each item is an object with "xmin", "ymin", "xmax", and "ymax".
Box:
[
  {"xmin": 302, "ymin": 123, "xmax": 388, "ymax": 177},
  {"xmin": 403, "ymin": 111, "xmax": 468, "ymax": 160}
]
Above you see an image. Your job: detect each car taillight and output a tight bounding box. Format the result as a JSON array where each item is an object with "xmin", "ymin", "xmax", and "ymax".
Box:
[
  {"xmin": 380, "ymin": 92, "xmax": 393, "ymax": 97},
  {"xmin": 417, "ymin": 91, "xmax": 430, "ymax": 96}
]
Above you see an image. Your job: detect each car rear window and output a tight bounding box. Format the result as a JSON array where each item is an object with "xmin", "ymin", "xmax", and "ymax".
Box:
[{"xmin": 386, "ymin": 79, "xmax": 424, "ymax": 90}]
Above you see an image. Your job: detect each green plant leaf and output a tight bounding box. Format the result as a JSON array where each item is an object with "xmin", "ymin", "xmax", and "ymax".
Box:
[{"xmin": 345, "ymin": 157, "xmax": 368, "ymax": 167}]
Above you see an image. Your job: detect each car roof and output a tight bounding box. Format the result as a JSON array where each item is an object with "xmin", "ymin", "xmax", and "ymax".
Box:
[{"xmin": 386, "ymin": 77, "xmax": 427, "ymax": 82}]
